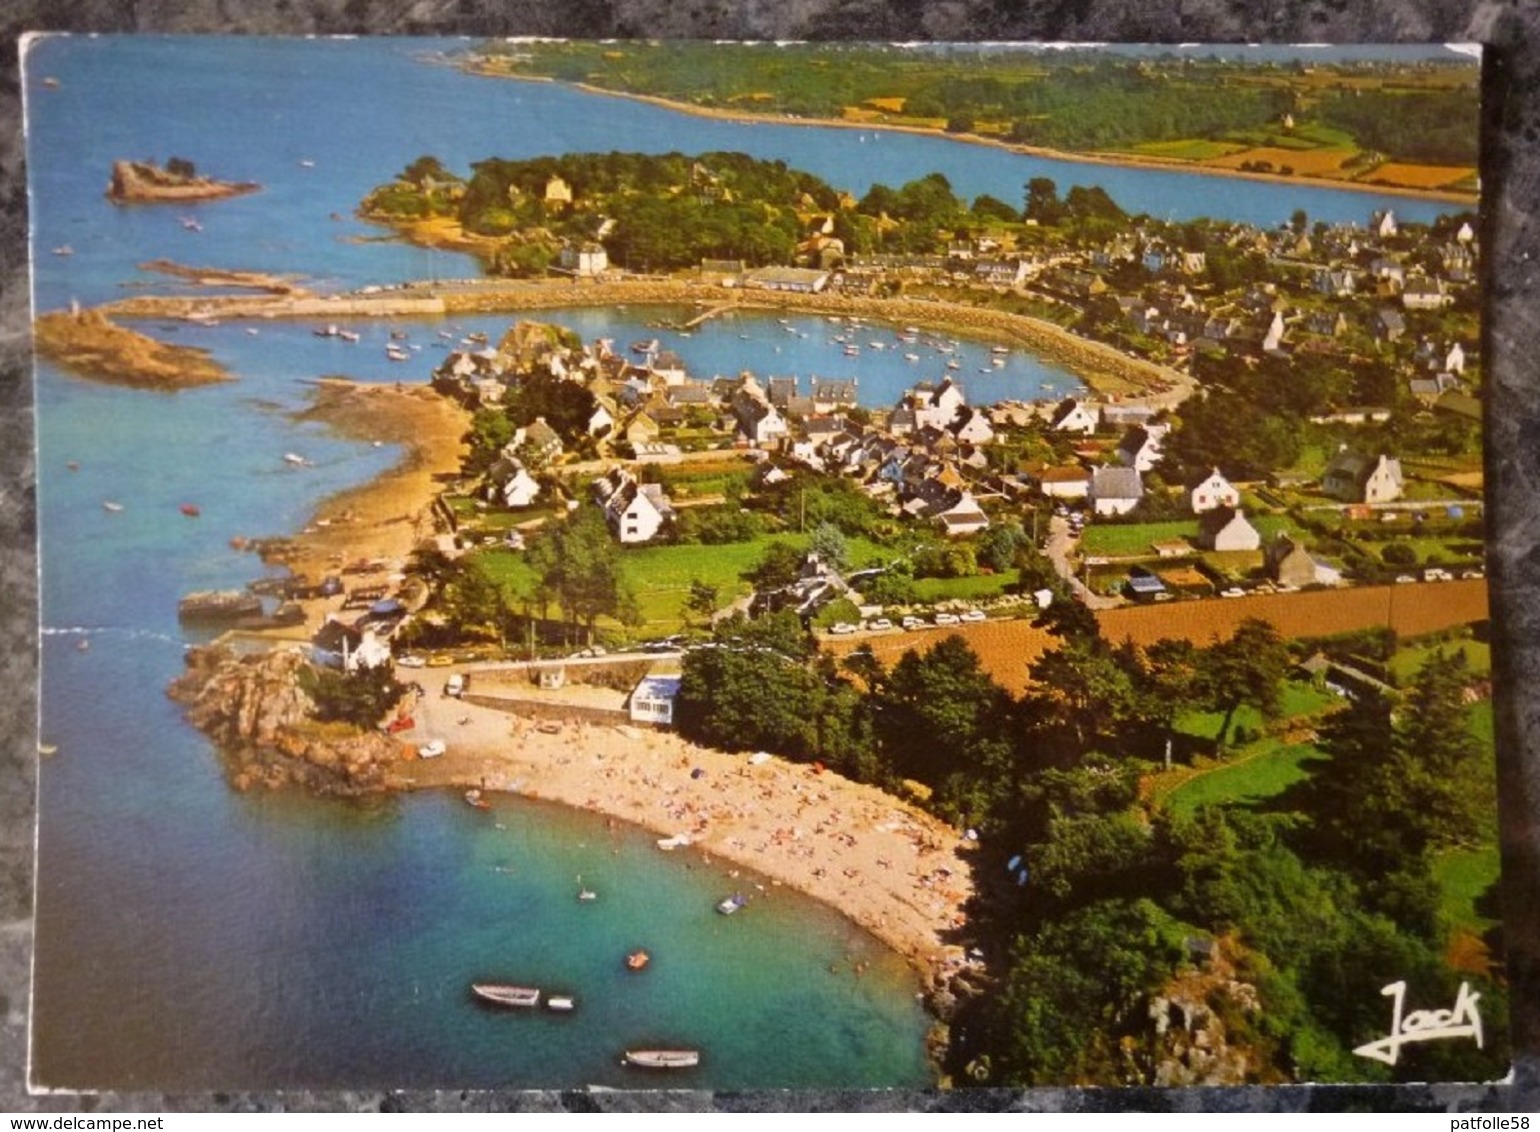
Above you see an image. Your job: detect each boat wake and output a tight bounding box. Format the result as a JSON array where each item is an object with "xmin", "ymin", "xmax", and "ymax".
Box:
[{"xmin": 43, "ymin": 625, "xmax": 183, "ymax": 646}]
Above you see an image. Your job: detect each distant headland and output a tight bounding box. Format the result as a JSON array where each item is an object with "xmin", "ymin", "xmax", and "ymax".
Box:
[{"xmin": 106, "ymin": 158, "xmax": 260, "ymax": 204}]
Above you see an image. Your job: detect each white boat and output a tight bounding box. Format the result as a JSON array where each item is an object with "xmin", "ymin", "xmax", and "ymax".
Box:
[
  {"xmin": 283, "ymin": 452, "xmax": 310, "ymax": 466},
  {"xmin": 52, "ymin": 245, "xmax": 73, "ymax": 257},
  {"xmin": 180, "ymin": 217, "xmax": 202, "ymax": 232},
  {"xmin": 577, "ymin": 875, "xmax": 597, "ymax": 902},
  {"xmin": 471, "ymin": 983, "xmax": 540, "ymax": 1008},
  {"xmin": 101, "ymin": 501, "xmax": 124, "ymax": 513},
  {"xmin": 624, "ymin": 1050, "xmax": 700, "ymax": 1070},
  {"xmin": 385, "ymin": 345, "xmax": 409, "ymax": 362},
  {"xmin": 338, "ymin": 329, "xmax": 361, "ymax": 343},
  {"xmin": 903, "ymin": 353, "xmax": 920, "ymax": 362},
  {"xmin": 991, "ymin": 345, "xmax": 1010, "ymax": 355},
  {"xmin": 715, "ymin": 893, "xmax": 748, "ymax": 915},
  {"xmin": 656, "ymin": 833, "xmax": 691, "ymax": 851},
  {"xmin": 299, "ymin": 159, "xmax": 316, "ymax": 168},
  {"xmin": 546, "ymin": 995, "xmax": 576, "ymax": 1012}
]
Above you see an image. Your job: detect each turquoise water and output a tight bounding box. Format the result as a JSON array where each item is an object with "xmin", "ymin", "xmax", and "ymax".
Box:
[{"xmin": 23, "ymin": 36, "xmax": 1467, "ymax": 1091}]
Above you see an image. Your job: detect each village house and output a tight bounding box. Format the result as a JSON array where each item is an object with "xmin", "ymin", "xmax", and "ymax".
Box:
[
  {"xmin": 1181, "ymin": 467, "xmax": 1238, "ymax": 514},
  {"xmin": 907, "ymin": 379, "xmax": 968, "ymax": 432},
  {"xmin": 1322, "ymin": 449, "xmax": 1404, "ymax": 504},
  {"xmin": 810, "ymin": 378, "xmax": 859, "ymax": 414},
  {"xmin": 741, "ymin": 266, "xmax": 830, "ymax": 294},
  {"xmin": 949, "ymin": 405, "xmax": 995, "ymax": 446},
  {"xmin": 732, "ymin": 386, "xmax": 788, "ymax": 447},
  {"xmin": 1090, "ymin": 466, "xmax": 1144, "ymax": 517},
  {"xmin": 310, "ymin": 616, "xmax": 392, "ymax": 672},
  {"xmin": 593, "ymin": 468, "xmax": 675, "ymax": 544},
  {"xmin": 1402, "ymin": 276, "xmax": 1451, "ymax": 310},
  {"xmin": 1267, "ymin": 533, "xmax": 1331, "ymax": 588},
  {"xmin": 559, "ymin": 241, "xmax": 608, "ymax": 277},
  {"xmin": 1049, "ymin": 398, "xmax": 1100, "ymax": 435},
  {"xmin": 629, "ymin": 675, "xmax": 682, "ymax": 727},
  {"xmin": 485, "ymin": 452, "xmax": 541, "ymax": 508},
  {"xmin": 1116, "ymin": 424, "xmax": 1167, "ymax": 473},
  {"xmin": 1198, "ymin": 506, "xmax": 1262, "ymax": 552},
  {"xmin": 517, "ymin": 418, "xmax": 564, "ymax": 467},
  {"xmin": 1034, "ymin": 465, "xmax": 1092, "ymax": 500}
]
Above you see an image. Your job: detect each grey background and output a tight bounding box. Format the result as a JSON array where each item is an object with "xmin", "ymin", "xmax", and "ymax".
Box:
[{"xmin": 0, "ymin": 0, "xmax": 1535, "ymax": 1113}]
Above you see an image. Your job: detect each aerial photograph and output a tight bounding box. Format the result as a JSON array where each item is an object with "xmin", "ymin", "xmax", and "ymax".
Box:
[{"xmin": 23, "ymin": 36, "xmax": 1502, "ymax": 1091}]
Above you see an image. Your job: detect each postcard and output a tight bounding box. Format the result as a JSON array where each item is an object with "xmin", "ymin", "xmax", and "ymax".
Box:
[{"xmin": 23, "ymin": 36, "xmax": 1504, "ymax": 1092}]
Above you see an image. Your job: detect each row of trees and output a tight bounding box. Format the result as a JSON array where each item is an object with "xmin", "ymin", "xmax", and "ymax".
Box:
[{"xmin": 670, "ymin": 590, "xmax": 1501, "ymax": 1083}]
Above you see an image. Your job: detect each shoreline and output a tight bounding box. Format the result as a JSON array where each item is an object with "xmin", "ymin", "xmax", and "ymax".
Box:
[
  {"xmin": 462, "ymin": 61, "xmax": 1477, "ymax": 207},
  {"xmin": 218, "ymin": 376, "xmax": 978, "ymax": 1051}
]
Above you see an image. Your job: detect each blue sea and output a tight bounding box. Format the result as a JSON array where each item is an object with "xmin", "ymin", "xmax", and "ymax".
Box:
[{"xmin": 22, "ymin": 35, "xmax": 1471, "ymax": 1091}]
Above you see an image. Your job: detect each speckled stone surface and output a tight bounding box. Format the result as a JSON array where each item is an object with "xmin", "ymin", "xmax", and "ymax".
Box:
[{"xmin": 1, "ymin": 1, "xmax": 1536, "ymax": 1113}]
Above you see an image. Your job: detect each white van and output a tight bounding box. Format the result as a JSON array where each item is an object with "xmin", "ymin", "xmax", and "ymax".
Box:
[{"xmin": 444, "ymin": 673, "xmax": 465, "ymax": 698}]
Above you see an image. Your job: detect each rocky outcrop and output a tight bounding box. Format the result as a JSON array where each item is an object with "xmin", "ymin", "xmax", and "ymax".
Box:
[
  {"xmin": 33, "ymin": 307, "xmax": 233, "ymax": 390},
  {"xmin": 1138, "ymin": 938, "xmax": 1276, "ymax": 1087},
  {"xmin": 169, "ymin": 645, "xmax": 408, "ymax": 796},
  {"xmin": 107, "ymin": 159, "xmax": 260, "ymax": 203}
]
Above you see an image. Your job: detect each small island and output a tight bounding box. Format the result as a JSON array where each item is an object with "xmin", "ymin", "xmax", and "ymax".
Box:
[
  {"xmin": 106, "ymin": 157, "xmax": 260, "ymax": 204},
  {"xmin": 33, "ymin": 306, "xmax": 231, "ymax": 390}
]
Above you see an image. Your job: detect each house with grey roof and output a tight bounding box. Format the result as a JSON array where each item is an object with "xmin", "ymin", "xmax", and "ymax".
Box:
[{"xmin": 1090, "ymin": 466, "xmax": 1144, "ymax": 516}]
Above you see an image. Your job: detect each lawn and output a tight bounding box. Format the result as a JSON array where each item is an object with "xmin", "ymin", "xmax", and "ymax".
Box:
[
  {"xmin": 1433, "ymin": 844, "xmax": 1502, "ymax": 937},
  {"xmin": 1080, "ymin": 514, "xmax": 1298, "ymax": 558},
  {"xmin": 1126, "ymin": 138, "xmax": 1247, "ymax": 162},
  {"xmin": 1174, "ymin": 681, "xmax": 1339, "ymax": 745},
  {"xmin": 1388, "ymin": 637, "xmax": 1491, "ymax": 683},
  {"xmin": 911, "ymin": 570, "xmax": 1020, "ymax": 603},
  {"xmin": 1161, "ymin": 739, "xmax": 1320, "ymax": 816}
]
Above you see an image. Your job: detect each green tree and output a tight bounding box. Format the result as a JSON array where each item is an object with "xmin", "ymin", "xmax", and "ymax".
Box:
[
  {"xmin": 684, "ymin": 579, "xmax": 720, "ymax": 627},
  {"xmin": 807, "ymin": 521, "xmax": 849, "ymax": 573},
  {"xmin": 1023, "ymin": 177, "xmax": 1063, "ymax": 225},
  {"xmin": 299, "ymin": 662, "xmax": 406, "ymax": 729},
  {"xmin": 987, "ymin": 898, "xmax": 1189, "ymax": 1085},
  {"xmin": 1202, "ymin": 619, "xmax": 1291, "ymax": 747},
  {"xmin": 534, "ymin": 507, "xmax": 634, "ymax": 642}
]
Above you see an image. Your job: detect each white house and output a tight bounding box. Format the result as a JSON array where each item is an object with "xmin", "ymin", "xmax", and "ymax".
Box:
[
  {"xmin": 488, "ymin": 460, "xmax": 541, "ymax": 508},
  {"xmin": 630, "ymin": 675, "xmax": 682, "ymax": 726},
  {"xmin": 949, "ymin": 406, "xmax": 995, "ymax": 446},
  {"xmin": 1190, "ymin": 468, "xmax": 1240, "ymax": 514},
  {"xmin": 310, "ymin": 617, "xmax": 392, "ymax": 672},
  {"xmin": 1036, "ymin": 466, "xmax": 1091, "ymax": 500},
  {"xmin": 910, "ymin": 379, "xmax": 967, "ymax": 431},
  {"xmin": 1445, "ymin": 341, "xmax": 1467, "ymax": 375},
  {"xmin": 1322, "ymin": 450, "xmax": 1404, "ymax": 504},
  {"xmin": 1117, "ymin": 424, "xmax": 1167, "ymax": 473},
  {"xmin": 1050, "ymin": 398, "xmax": 1100, "ymax": 435},
  {"xmin": 559, "ymin": 241, "xmax": 609, "ymax": 277},
  {"xmin": 1199, "ymin": 507, "xmax": 1261, "ymax": 552},
  {"xmin": 1090, "ymin": 466, "xmax": 1144, "ymax": 516}
]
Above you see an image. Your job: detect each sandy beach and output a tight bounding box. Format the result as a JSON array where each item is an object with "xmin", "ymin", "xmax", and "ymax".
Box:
[
  {"xmin": 395, "ymin": 690, "xmax": 977, "ymax": 980},
  {"xmin": 266, "ymin": 378, "xmax": 977, "ymax": 992},
  {"xmin": 239, "ymin": 370, "xmax": 976, "ymax": 993}
]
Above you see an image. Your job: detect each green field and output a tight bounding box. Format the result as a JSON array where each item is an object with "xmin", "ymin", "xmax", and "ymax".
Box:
[
  {"xmin": 477, "ymin": 532, "xmax": 893, "ymax": 632},
  {"xmin": 1174, "ymin": 681, "xmax": 1338, "ymax": 745},
  {"xmin": 1163, "ymin": 739, "xmax": 1320, "ymax": 816},
  {"xmin": 1127, "ymin": 138, "xmax": 1247, "ymax": 161},
  {"xmin": 1080, "ymin": 514, "xmax": 1297, "ymax": 558},
  {"xmin": 1388, "ymin": 638, "xmax": 1491, "ymax": 683},
  {"xmin": 1432, "ymin": 844, "xmax": 1502, "ymax": 935},
  {"xmin": 911, "ymin": 571, "xmax": 1020, "ymax": 603}
]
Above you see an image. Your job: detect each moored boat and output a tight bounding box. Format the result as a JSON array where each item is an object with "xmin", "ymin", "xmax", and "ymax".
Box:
[
  {"xmin": 179, "ymin": 503, "xmax": 201, "ymax": 517},
  {"xmin": 471, "ymin": 983, "xmax": 541, "ymax": 1008},
  {"xmin": 464, "ymin": 788, "xmax": 490, "ymax": 810},
  {"xmin": 102, "ymin": 500, "xmax": 124, "ymax": 513},
  {"xmin": 625, "ymin": 950, "xmax": 650, "ymax": 971},
  {"xmin": 546, "ymin": 995, "xmax": 576, "ymax": 1012},
  {"xmin": 623, "ymin": 1050, "xmax": 700, "ymax": 1070},
  {"xmin": 715, "ymin": 893, "xmax": 748, "ymax": 915}
]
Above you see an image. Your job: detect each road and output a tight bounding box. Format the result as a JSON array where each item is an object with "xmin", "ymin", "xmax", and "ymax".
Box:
[{"xmin": 1042, "ymin": 514, "xmax": 1123, "ymax": 611}]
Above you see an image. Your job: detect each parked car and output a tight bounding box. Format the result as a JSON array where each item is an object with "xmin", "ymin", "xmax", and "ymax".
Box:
[
  {"xmin": 444, "ymin": 673, "xmax": 465, "ymax": 697},
  {"xmin": 397, "ymin": 654, "xmax": 426, "ymax": 668},
  {"xmin": 1219, "ymin": 587, "xmax": 1246, "ymax": 598},
  {"xmin": 901, "ymin": 616, "xmax": 924, "ymax": 630},
  {"xmin": 427, "ymin": 654, "xmax": 453, "ymax": 668},
  {"xmin": 866, "ymin": 618, "xmax": 894, "ymax": 631},
  {"xmin": 934, "ymin": 612, "xmax": 961, "ymax": 626},
  {"xmin": 959, "ymin": 609, "xmax": 986, "ymax": 623},
  {"xmin": 829, "ymin": 622, "xmax": 858, "ymax": 635}
]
